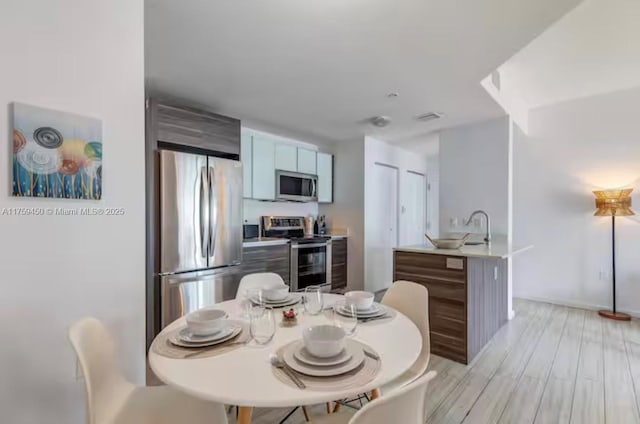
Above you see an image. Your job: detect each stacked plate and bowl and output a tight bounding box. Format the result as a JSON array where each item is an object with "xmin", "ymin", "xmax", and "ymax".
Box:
[
  {"xmin": 282, "ymin": 325, "xmax": 366, "ymax": 377},
  {"xmin": 170, "ymin": 309, "xmax": 242, "ymax": 348},
  {"xmin": 252, "ymin": 284, "xmax": 300, "ymax": 308},
  {"xmin": 335, "ymin": 291, "xmax": 388, "ymax": 321}
]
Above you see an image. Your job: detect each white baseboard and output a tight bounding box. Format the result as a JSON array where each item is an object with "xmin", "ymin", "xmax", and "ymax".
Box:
[{"xmin": 514, "ymin": 295, "xmax": 640, "ymax": 318}]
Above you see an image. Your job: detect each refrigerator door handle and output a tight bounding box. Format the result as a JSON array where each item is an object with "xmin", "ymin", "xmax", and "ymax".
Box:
[
  {"xmin": 200, "ymin": 166, "xmax": 209, "ymax": 258},
  {"xmin": 208, "ymin": 166, "xmax": 218, "ymax": 258}
]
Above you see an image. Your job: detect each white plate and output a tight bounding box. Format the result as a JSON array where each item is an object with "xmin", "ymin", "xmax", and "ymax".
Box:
[
  {"xmin": 178, "ymin": 326, "xmax": 230, "ymax": 344},
  {"xmin": 337, "ymin": 304, "xmax": 386, "ymax": 318},
  {"xmin": 251, "ymin": 294, "xmax": 294, "ymax": 304},
  {"xmin": 283, "ymin": 340, "xmax": 365, "ymax": 377},
  {"xmin": 253, "ymin": 295, "xmax": 300, "ymax": 308},
  {"xmin": 293, "ymin": 342, "xmax": 353, "ymax": 367},
  {"xmin": 348, "ymin": 303, "xmax": 381, "ymax": 314},
  {"xmin": 170, "ymin": 323, "xmax": 242, "ymax": 348}
]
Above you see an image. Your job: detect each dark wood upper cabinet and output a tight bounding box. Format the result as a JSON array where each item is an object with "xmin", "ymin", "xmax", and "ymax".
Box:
[{"xmin": 147, "ymin": 99, "xmax": 240, "ymax": 156}]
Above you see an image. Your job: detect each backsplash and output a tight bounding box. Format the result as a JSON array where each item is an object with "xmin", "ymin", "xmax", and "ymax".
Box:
[{"xmin": 243, "ymin": 199, "xmax": 319, "ymax": 226}]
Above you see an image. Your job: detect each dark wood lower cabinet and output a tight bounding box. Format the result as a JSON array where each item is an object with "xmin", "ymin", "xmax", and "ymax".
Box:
[
  {"xmin": 331, "ymin": 239, "xmax": 348, "ymax": 290},
  {"xmin": 235, "ymin": 240, "xmax": 347, "ymax": 293},
  {"xmin": 393, "ymin": 250, "xmax": 508, "ymax": 364},
  {"xmin": 236, "ymin": 244, "xmax": 290, "ymax": 285}
]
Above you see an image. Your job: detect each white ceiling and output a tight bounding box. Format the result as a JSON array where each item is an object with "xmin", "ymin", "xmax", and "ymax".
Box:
[
  {"xmin": 145, "ymin": 0, "xmax": 581, "ymax": 144},
  {"xmin": 497, "ymin": 0, "xmax": 640, "ymax": 111}
]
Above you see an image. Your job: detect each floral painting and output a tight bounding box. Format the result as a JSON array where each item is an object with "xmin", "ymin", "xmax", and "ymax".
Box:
[{"xmin": 12, "ymin": 103, "xmax": 102, "ymax": 200}]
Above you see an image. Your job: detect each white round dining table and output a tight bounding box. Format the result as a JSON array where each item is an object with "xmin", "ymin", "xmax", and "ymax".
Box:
[{"xmin": 149, "ymin": 294, "xmax": 422, "ymax": 424}]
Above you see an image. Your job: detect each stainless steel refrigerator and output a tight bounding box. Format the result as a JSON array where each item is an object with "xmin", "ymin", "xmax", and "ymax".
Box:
[{"xmin": 157, "ymin": 150, "xmax": 243, "ymax": 329}]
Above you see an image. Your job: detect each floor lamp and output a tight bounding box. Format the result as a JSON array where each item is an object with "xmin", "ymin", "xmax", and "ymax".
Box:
[{"xmin": 593, "ymin": 189, "xmax": 635, "ymax": 321}]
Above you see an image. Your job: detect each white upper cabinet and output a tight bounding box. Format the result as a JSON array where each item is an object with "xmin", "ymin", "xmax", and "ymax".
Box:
[
  {"xmin": 297, "ymin": 148, "xmax": 317, "ymax": 175},
  {"xmin": 242, "ymin": 130, "xmax": 333, "ymax": 202},
  {"xmin": 275, "ymin": 144, "xmax": 297, "ymax": 172},
  {"xmin": 241, "ymin": 134, "xmax": 252, "ymax": 198},
  {"xmin": 317, "ymin": 152, "xmax": 333, "ymax": 203},
  {"xmin": 251, "ymin": 136, "xmax": 276, "ymax": 200}
]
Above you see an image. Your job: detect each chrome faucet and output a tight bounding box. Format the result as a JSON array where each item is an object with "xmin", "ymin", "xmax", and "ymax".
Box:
[{"xmin": 465, "ymin": 210, "xmax": 491, "ymax": 243}]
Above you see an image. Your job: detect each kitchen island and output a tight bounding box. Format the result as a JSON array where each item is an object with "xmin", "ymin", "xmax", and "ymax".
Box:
[{"xmin": 393, "ymin": 240, "xmax": 532, "ymax": 364}]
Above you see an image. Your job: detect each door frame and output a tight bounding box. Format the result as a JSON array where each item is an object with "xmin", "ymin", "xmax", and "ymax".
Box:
[
  {"xmin": 374, "ymin": 162, "xmax": 400, "ymax": 249},
  {"xmin": 406, "ymin": 169, "xmax": 427, "ymax": 244}
]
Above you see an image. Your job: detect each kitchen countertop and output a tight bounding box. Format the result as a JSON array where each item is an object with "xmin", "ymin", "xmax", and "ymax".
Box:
[
  {"xmin": 394, "ymin": 239, "xmax": 533, "ymax": 259},
  {"xmin": 243, "ymin": 234, "xmax": 347, "ymax": 248},
  {"xmin": 242, "ymin": 238, "xmax": 290, "ymax": 248}
]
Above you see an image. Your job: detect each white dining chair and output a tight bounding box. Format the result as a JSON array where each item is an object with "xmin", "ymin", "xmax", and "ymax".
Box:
[
  {"xmin": 331, "ymin": 280, "xmax": 431, "ymax": 414},
  {"xmin": 69, "ymin": 317, "xmax": 228, "ymax": 424},
  {"xmin": 235, "ymin": 272, "xmax": 286, "ymax": 299},
  {"xmin": 378, "ymin": 280, "xmax": 431, "ymax": 394},
  {"xmin": 310, "ymin": 371, "xmax": 437, "ymax": 424}
]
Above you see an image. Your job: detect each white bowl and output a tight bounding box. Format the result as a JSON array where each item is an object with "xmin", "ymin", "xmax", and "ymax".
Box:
[
  {"xmin": 264, "ymin": 285, "xmax": 290, "ymax": 301},
  {"xmin": 303, "ymin": 325, "xmax": 346, "ymax": 358},
  {"xmin": 344, "ymin": 291, "xmax": 375, "ymax": 310},
  {"xmin": 185, "ymin": 309, "xmax": 227, "ymax": 336},
  {"xmin": 425, "ymin": 237, "xmax": 465, "ymax": 249}
]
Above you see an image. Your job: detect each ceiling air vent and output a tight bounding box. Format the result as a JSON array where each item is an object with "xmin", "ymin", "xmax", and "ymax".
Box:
[
  {"xmin": 416, "ymin": 112, "xmax": 443, "ymax": 122},
  {"xmin": 370, "ymin": 116, "xmax": 392, "ymax": 127}
]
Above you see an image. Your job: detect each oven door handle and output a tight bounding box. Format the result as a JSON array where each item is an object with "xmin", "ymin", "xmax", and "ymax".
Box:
[{"xmin": 291, "ymin": 243, "xmax": 328, "ymax": 249}]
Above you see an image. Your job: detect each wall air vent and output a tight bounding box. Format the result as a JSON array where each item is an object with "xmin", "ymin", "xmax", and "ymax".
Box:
[{"xmin": 416, "ymin": 112, "xmax": 443, "ymax": 122}]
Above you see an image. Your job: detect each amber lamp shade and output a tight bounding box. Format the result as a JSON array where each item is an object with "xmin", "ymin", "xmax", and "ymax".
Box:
[
  {"xmin": 593, "ymin": 189, "xmax": 634, "ymax": 321},
  {"xmin": 593, "ymin": 189, "xmax": 635, "ymax": 217}
]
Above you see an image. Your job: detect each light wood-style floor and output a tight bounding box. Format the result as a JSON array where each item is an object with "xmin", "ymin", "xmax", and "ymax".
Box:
[{"xmin": 232, "ymin": 299, "xmax": 640, "ymax": 424}]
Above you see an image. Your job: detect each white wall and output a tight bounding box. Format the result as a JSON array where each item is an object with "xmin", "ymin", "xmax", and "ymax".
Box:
[
  {"xmin": 439, "ymin": 117, "xmax": 510, "ymax": 237},
  {"xmin": 363, "ymin": 137, "xmax": 429, "ymax": 292},
  {"xmin": 243, "ymin": 200, "xmax": 318, "ymax": 225},
  {"xmin": 0, "ymin": 1, "xmax": 145, "ymax": 423},
  {"xmin": 497, "ymin": 0, "xmax": 640, "ymax": 112},
  {"xmin": 318, "ymin": 139, "xmax": 365, "ymax": 290},
  {"xmin": 513, "ymin": 87, "xmax": 640, "ymax": 315}
]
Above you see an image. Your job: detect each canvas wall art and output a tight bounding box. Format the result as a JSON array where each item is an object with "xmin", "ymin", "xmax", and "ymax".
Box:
[{"xmin": 12, "ymin": 103, "xmax": 102, "ymax": 200}]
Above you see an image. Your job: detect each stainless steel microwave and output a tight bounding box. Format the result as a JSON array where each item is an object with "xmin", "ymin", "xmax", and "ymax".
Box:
[{"xmin": 276, "ymin": 170, "xmax": 318, "ymax": 202}]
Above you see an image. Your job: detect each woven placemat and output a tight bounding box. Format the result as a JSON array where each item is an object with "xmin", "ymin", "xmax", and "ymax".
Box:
[
  {"xmin": 272, "ymin": 340, "xmax": 381, "ymax": 391},
  {"xmin": 151, "ymin": 320, "xmax": 250, "ymax": 359}
]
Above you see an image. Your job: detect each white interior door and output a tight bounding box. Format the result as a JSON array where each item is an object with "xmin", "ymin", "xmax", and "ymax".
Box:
[
  {"xmin": 402, "ymin": 171, "xmax": 426, "ymax": 245},
  {"xmin": 368, "ymin": 163, "xmax": 398, "ymax": 293}
]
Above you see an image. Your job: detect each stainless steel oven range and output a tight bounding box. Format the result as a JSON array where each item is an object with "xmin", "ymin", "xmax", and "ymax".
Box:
[{"xmin": 261, "ymin": 216, "xmax": 331, "ymax": 292}]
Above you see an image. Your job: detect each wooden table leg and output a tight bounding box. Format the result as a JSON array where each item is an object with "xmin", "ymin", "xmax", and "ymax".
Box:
[
  {"xmin": 370, "ymin": 389, "xmax": 380, "ymax": 400},
  {"xmin": 237, "ymin": 406, "xmax": 253, "ymax": 424},
  {"xmin": 302, "ymin": 406, "xmax": 311, "ymax": 421}
]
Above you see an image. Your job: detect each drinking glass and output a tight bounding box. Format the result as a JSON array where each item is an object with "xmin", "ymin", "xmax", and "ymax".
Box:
[
  {"xmin": 242, "ymin": 288, "xmax": 264, "ymax": 318},
  {"xmin": 304, "ymin": 285, "xmax": 324, "ymax": 315},
  {"xmin": 333, "ymin": 299, "xmax": 358, "ymax": 336},
  {"xmin": 249, "ymin": 305, "xmax": 276, "ymax": 345}
]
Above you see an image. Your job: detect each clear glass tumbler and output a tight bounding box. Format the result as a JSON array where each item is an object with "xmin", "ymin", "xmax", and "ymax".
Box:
[
  {"xmin": 242, "ymin": 288, "xmax": 264, "ymax": 319},
  {"xmin": 304, "ymin": 285, "xmax": 324, "ymax": 316},
  {"xmin": 249, "ymin": 305, "xmax": 276, "ymax": 345},
  {"xmin": 333, "ymin": 299, "xmax": 358, "ymax": 336}
]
